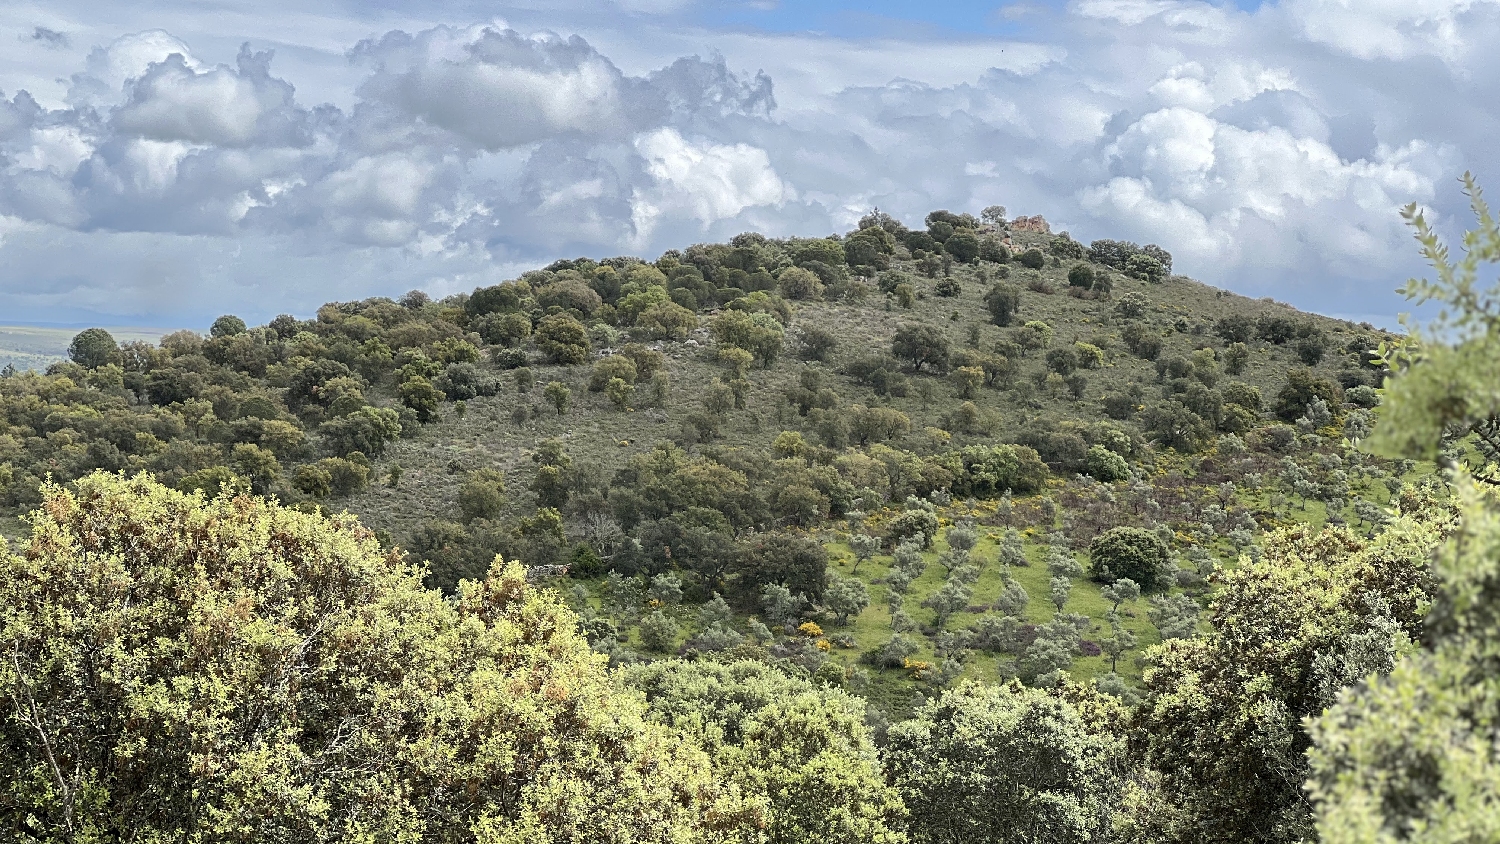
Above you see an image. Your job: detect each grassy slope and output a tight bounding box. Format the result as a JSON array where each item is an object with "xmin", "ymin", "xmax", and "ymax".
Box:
[{"xmin": 319, "ymin": 237, "xmax": 1392, "ymax": 711}]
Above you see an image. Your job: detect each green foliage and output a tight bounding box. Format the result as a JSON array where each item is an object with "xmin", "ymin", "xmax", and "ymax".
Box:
[
  {"xmin": 1085, "ymin": 444, "xmax": 1129, "ymax": 482},
  {"xmin": 1273, "ymin": 367, "xmax": 1342, "ymax": 422},
  {"xmin": 892, "ymin": 323, "xmax": 950, "ymax": 372},
  {"xmin": 984, "ymin": 283, "xmax": 1020, "ymax": 326},
  {"xmin": 1067, "ymin": 263, "xmax": 1096, "ymax": 290},
  {"xmin": 67, "ymin": 328, "xmax": 120, "ymax": 369},
  {"xmin": 711, "ymin": 310, "xmax": 784, "ymax": 366},
  {"xmin": 1017, "ymin": 249, "xmax": 1047, "ymax": 270},
  {"xmin": 544, "ymin": 381, "xmax": 571, "ymax": 416},
  {"xmin": 1127, "ymin": 517, "xmax": 1444, "ymax": 844},
  {"xmin": 458, "ymin": 467, "xmax": 507, "ymax": 522},
  {"xmin": 1089, "ymin": 527, "xmax": 1171, "ymax": 592},
  {"xmin": 536, "ymin": 313, "xmax": 592, "ymax": 364},
  {"xmin": 1306, "ymin": 176, "xmax": 1500, "ymax": 841},
  {"xmin": 885, "ymin": 681, "xmax": 1127, "ymax": 844},
  {"xmin": 624, "ymin": 660, "xmax": 905, "ymax": 844},
  {"xmin": 0, "ymin": 473, "xmax": 740, "ymax": 842}
]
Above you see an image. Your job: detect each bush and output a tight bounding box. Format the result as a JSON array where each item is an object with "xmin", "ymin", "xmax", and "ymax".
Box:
[
  {"xmin": 892, "ymin": 324, "xmax": 951, "ymax": 372},
  {"xmin": 535, "ymin": 313, "xmax": 591, "ymax": 364},
  {"xmin": 945, "ymin": 230, "xmax": 981, "ymax": 263},
  {"xmin": 934, "ymin": 277, "xmax": 962, "ymax": 297},
  {"xmin": 589, "ymin": 356, "xmax": 639, "ymax": 391},
  {"xmin": 1017, "ymin": 249, "xmax": 1047, "ymax": 270},
  {"xmin": 979, "ymin": 238, "xmax": 1011, "ymax": 263},
  {"xmin": 635, "ymin": 302, "xmax": 698, "ymax": 341},
  {"xmin": 1274, "ymin": 367, "xmax": 1343, "ymax": 421},
  {"xmin": 1067, "ymin": 263, "xmax": 1096, "ymax": 289},
  {"xmin": 1085, "ymin": 445, "xmax": 1129, "ymax": 482},
  {"xmin": 777, "ymin": 266, "xmax": 824, "ymax": 301},
  {"xmin": 458, "ymin": 468, "xmax": 507, "ymax": 522},
  {"xmin": 984, "ymin": 284, "xmax": 1021, "ymax": 327},
  {"xmin": 1090, "ymin": 527, "xmax": 1171, "ymax": 592}
]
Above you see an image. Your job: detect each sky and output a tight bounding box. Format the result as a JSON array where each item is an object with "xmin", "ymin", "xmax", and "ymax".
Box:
[{"xmin": 0, "ymin": 0, "xmax": 1496, "ymax": 330}]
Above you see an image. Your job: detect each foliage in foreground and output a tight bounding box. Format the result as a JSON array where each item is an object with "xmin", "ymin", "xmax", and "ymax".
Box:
[
  {"xmin": 1308, "ymin": 176, "xmax": 1500, "ymax": 841},
  {"xmin": 0, "ymin": 473, "xmax": 745, "ymax": 842}
]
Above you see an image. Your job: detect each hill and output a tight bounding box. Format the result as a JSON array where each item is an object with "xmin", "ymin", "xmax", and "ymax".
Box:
[{"xmin": 0, "ymin": 210, "xmax": 1407, "ymax": 716}]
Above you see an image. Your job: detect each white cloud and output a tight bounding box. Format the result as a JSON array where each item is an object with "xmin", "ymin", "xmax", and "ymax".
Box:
[
  {"xmin": 113, "ymin": 46, "xmax": 308, "ymax": 147},
  {"xmin": 0, "ymin": 3, "xmax": 1493, "ymax": 325},
  {"xmin": 630, "ymin": 127, "xmax": 791, "ymax": 240}
]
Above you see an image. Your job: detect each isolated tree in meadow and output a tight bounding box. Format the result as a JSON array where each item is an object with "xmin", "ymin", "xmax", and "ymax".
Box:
[
  {"xmin": 1089, "ymin": 526, "xmax": 1171, "ymax": 593},
  {"xmin": 892, "ymin": 323, "xmax": 951, "ymax": 372},
  {"xmin": 544, "ymin": 380, "xmax": 571, "ymax": 416}
]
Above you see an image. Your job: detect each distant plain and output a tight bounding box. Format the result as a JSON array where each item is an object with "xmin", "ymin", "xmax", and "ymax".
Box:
[{"xmin": 0, "ymin": 325, "xmax": 171, "ymax": 372}]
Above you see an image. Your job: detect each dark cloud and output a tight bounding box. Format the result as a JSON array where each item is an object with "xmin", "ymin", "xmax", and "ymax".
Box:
[{"xmin": 29, "ymin": 27, "xmax": 70, "ymax": 49}]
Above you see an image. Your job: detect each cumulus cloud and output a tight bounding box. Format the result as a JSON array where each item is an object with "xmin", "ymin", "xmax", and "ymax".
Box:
[{"xmin": 0, "ymin": 2, "xmax": 1492, "ymax": 326}]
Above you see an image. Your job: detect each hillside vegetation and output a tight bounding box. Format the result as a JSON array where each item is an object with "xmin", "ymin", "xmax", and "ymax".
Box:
[{"xmin": 8, "ymin": 186, "xmax": 1500, "ymax": 841}]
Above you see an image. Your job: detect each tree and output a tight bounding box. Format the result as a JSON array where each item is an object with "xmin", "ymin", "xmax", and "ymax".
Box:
[
  {"xmin": 536, "ymin": 313, "xmax": 592, "ymax": 364},
  {"xmin": 210, "ymin": 314, "xmax": 247, "ymax": 337},
  {"xmin": 1017, "ymin": 248, "xmax": 1046, "ymax": 270},
  {"xmin": 884, "ymin": 681, "xmax": 1126, "ymax": 844},
  {"xmin": 544, "ymin": 380, "xmax": 571, "ymax": 415},
  {"xmin": 711, "ymin": 310, "xmax": 784, "ymax": 366},
  {"xmin": 0, "ymin": 473, "xmax": 740, "ymax": 842},
  {"xmin": 777, "ymin": 266, "xmax": 824, "ymax": 300},
  {"xmin": 1224, "ymin": 341, "xmax": 1250, "ymax": 375},
  {"xmin": 984, "ymin": 283, "xmax": 1021, "ymax": 326},
  {"xmin": 67, "ymin": 328, "xmax": 120, "ymax": 369},
  {"xmin": 945, "ymin": 229, "xmax": 980, "ymax": 263},
  {"xmin": 639, "ymin": 610, "xmax": 680, "ymax": 652},
  {"xmin": 1125, "ymin": 516, "xmax": 1443, "ymax": 844},
  {"xmin": 1306, "ymin": 176, "xmax": 1500, "ymax": 842},
  {"xmin": 849, "ymin": 533, "xmax": 881, "ymax": 574},
  {"xmin": 950, "ymin": 365, "xmax": 983, "ymax": 399},
  {"xmin": 825, "ymin": 573, "xmax": 871, "ymax": 625},
  {"xmin": 1089, "ymin": 526, "xmax": 1171, "ymax": 592},
  {"xmin": 458, "ymin": 467, "xmax": 506, "ymax": 522},
  {"xmin": 623, "ymin": 660, "xmax": 904, "ymax": 844},
  {"xmin": 1067, "ymin": 263, "xmax": 1095, "ymax": 289},
  {"xmin": 1273, "ymin": 367, "xmax": 1342, "ymax": 421},
  {"xmin": 636, "ymin": 302, "xmax": 698, "ymax": 341},
  {"xmin": 1085, "ymin": 445, "xmax": 1129, "ymax": 482},
  {"xmin": 319, "ymin": 406, "xmax": 403, "ymax": 457},
  {"xmin": 922, "ymin": 578, "xmax": 972, "ymax": 628},
  {"xmin": 892, "ymin": 323, "xmax": 951, "ymax": 372},
  {"xmin": 398, "ymin": 375, "xmax": 444, "ymax": 423}
]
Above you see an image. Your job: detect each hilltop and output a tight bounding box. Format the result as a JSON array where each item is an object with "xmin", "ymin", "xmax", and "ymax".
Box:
[{"xmin": 0, "ymin": 209, "xmax": 1405, "ymax": 715}]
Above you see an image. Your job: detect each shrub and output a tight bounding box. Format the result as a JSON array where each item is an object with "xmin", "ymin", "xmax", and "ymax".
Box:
[
  {"xmin": 635, "ymin": 302, "xmax": 698, "ymax": 341},
  {"xmin": 1017, "ymin": 249, "xmax": 1047, "ymax": 270},
  {"xmin": 1067, "ymin": 263, "xmax": 1096, "ymax": 290},
  {"xmin": 934, "ymin": 277, "xmax": 963, "ymax": 297},
  {"xmin": 979, "ymin": 238, "xmax": 1011, "ymax": 263},
  {"xmin": 1114, "ymin": 291, "xmax": 1149, "ymax": 319},
  {"xmin": 1274, "ymin": 367, "xmax": 1343, "ymax": 421},
  {"xmin": 1090, "ymin": 526, "xmax": 1172, "ymax": 592},
  {"xmin": 945, "ymin": 230, "xmax": 981, "ymax": 263},
  {"xmin": 777, "ymin": 266, "xmax": 824, "ymax": 301},
  {"xmin": 984, "ymin": 284, "xmax": 1021, "ymax": 327},
  {"xmin": 458, "ymin": 468, "xmax": 507, "ymax": 522},
  {"xmin": 892, "ymin": 324, "xmax": 951, "ymax": 372},
  {"xmin": 1085, "ymin": 445, "xmax": 1129, "ymax": 482},
  {"xmin": 535, "ymin": 313, "xmax": 591, "ymax": 364},
  {"xmin": 888, "ymin": 509, "xmax": 940, "ymax": 548},
  {"xmin": 589, "ymin": 356, "xmax": 639, "ymax": 392}
]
